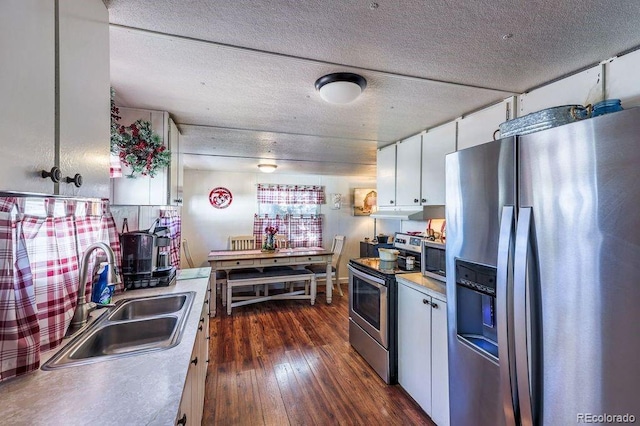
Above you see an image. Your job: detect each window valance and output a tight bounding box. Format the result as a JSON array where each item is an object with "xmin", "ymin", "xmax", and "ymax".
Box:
[{"xmin": 256, "ymin": 184, "xmax": 326, "ymax": 205}]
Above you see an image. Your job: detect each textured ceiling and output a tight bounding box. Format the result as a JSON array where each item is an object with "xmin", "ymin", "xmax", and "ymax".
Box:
[{"xmin": 106, "ymin": 0, "xmax": 640, "ymax": 176}]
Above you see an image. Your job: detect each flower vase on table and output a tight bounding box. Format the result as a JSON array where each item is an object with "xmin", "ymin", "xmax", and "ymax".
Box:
[{"xmin": 262, "ymin": 226, "xmax": 278, "ymax": 252}]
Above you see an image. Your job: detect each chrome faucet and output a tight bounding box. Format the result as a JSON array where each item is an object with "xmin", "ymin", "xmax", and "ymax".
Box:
[{"xmin": 65, "ymin": 242, "xmax": 121, "ymax": 337}]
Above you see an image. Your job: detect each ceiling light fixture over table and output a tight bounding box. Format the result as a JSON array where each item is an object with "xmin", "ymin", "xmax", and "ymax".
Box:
[
  {"xmin": 258, "ymin": 164, "xmax": 277, "ymax": 173},
  {"xmin": 315, "ymin": 73, "xmax": 367, "ymax": 104}
]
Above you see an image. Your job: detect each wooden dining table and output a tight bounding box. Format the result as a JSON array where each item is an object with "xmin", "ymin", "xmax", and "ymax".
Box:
[{"xmin": 207, "ymin": 247, "xmax": 333, "ymax": 316}]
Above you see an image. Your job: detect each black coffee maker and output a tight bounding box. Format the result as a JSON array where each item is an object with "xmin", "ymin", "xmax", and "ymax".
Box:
[{"xmin": 120, "ymin": 220, "xmax": 176, "ymax": 290}]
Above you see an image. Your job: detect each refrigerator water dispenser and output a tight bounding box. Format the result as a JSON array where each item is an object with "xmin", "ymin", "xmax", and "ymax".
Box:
[{"xmin": 455, "ymin": 259, "xmax": 499, "ymax": 361}]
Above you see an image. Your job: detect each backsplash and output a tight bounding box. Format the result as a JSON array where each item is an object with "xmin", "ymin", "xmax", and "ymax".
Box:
[{"xmin": 0, "ymin": 197, "xmax": 121, "ymax": 382}]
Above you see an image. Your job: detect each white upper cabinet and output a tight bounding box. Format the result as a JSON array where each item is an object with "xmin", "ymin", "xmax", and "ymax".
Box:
[
  {"xmin": 421, "ymin": 122, "xmax": 456, "ymax": 205},
  {"xmin": 457, "ymin": 98, "xmax": 515, "ymax": 150},
  {"xmin": 604, "ymin": 50, "xmax": 640, "ymax": 109},
  {"xmin": 0, "ymin": 0, "xmax": 109, "ymax": 197},
  {"xmin": 396, "ymin": 134, "xmax": 422, "ymax": 206},
  {"xmin": 519, "ymin": 65, "xmax": 603, "ymax": 116},
  {"xmin": 111, "ymin": 108, "xmax": 181, "ymax": 206},
  {"xmin": 58, "ymin": 0, "xmax": 110, "ymax": 198},
  {"xmin": 168, "ymin": 118, "xmax": 183, "ymax": 205},
  {"xmin": 0, "ymin": 0, "xmax": 55, "ymax": 194},
  {"xmin": 376, "ymin": 144, "xmax": 396, "ymax": 207}
]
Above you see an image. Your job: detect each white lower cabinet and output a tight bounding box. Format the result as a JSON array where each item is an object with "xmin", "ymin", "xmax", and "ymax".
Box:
[
  {"xmin": 397, "ymin": 280, "xmax": 449, "ymax": 426},
  {"xmin": 176, "ymin": 297, "xmax": 209, "ymax": 425}
]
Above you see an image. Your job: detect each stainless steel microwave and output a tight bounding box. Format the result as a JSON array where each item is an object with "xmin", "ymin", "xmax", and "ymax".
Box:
[{"xmin": 421, "ymin": 240, "xmax": 446, "ymax": 282}]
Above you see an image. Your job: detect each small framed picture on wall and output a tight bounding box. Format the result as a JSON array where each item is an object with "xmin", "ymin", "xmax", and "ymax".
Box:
[
  {"xmin": 329, "ymin": 193, "xmax": 342, "ymax": 209},
  {"xmin": 353, "ymin": 188, "xmax": 377, "ymax": 216}
]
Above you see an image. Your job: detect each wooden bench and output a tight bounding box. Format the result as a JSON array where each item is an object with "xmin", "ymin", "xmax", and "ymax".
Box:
[{"xmin": 225, "ymin": 268, "xmax": 316, "ymax": 315}]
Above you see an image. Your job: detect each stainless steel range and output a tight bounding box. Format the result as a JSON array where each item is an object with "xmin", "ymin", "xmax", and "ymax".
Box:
[{"xmin": 348, "ymin": 232, "xmax": 423, "ymax": 384}]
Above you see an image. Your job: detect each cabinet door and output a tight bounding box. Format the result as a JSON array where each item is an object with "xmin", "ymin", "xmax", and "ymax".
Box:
[
  {"xmin": 457, "ymin": 98, "xmax": 514, "ymax": 151},
  {"xmin": 421, "ymin": 122, "xmax": 456, "ymax": 205},
  {"xmin": 192, "ymin": 302, "xmax": 209, "ymax": 426},
  {"xmin": 58, "ymin": 0, "xmax": 110, "ymax": 198},
  {"xmin": 0, "ymin": 0, "xmax": 55, "ymax": 194},
  {"xmin": 176, "ymin": 349, "xmax": 195, "ymax": 426},
  {"xmin": 397, "ymin": 283, "xmax": 432, "ymax": 414},
  {"xmin": 396, "ymin": 134, "xmax": 423, "ymax": 206},
  {"xmin": 376, "ymin": 144, "xmax": 396, "ymax": 207},
  {"xmin": 431, "ymin": 298, "xmax": 450, "ymax": 426},
  {"xmin": 168, "ymin": 117, "xmax": 183, "ymax": 205}
]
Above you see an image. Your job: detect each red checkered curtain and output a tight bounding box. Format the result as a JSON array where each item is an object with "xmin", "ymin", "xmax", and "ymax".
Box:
[
  {"xmin": 253, "ymin": 214, "xmax": 285, "ymax": 248},
  {"xmin": 0, "ymin": 199, "xmax": 41, "ymax": 382},
  {"xmin": 23, "ymin": 199, "xmax": 80, "ymax": 352},
  {"xmin": 159, "ymin": 209, "xmax": 181, "ymax": 268},
  {"xmin": 256, "ymin": 184, "xmax": 325, "ymax": 205},
  {"xmin": 289, "ymin": 216, "xmax": 323, "ymax": 248},
  {"xmin": 74, "ymin": 200, "xmax": 105, "ymax": 302}
]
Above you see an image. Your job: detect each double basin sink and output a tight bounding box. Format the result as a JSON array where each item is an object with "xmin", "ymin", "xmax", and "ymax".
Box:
[{"xmin": 42, "ymin": 291, "xmax": 195, "ymax": 370}]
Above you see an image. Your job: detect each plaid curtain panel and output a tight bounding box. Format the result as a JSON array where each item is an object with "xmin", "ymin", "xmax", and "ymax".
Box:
[
  {"xmin": 256, "ymin": 184, "xmax": 326, "ymax": 205},
  {"xmin": 289, "ymin": 216, "xmax": 323, "ymax": 248},
  {"xmin": 23, "ymin": 210, "xmax": 79, "ymax": 352},
  {"xmin": 253, "ymin": 214, "xmax": 287, "ymax": 248},
  {"xmin": 0, "ymin": 205, "xmax": 41, "ymax": 382},
  {"xmin": 159, "ymin": 209, "xmax": 181, "ymax": 268},
  {"xmin": 253, "ymin": 214, "xmax": 322, "ymax": 248},
  {"xmin": 0, "ymin": 197, "xmax": 124, "ymax": 380}
]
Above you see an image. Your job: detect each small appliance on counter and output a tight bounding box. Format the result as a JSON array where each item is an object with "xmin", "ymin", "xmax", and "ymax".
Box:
[{"xmin": 120, "ymin": 220, "xmax": 176, "ymax": 290}]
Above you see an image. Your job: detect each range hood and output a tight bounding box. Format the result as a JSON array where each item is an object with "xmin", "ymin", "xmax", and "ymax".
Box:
[{"xmin": 370, "ymin": 205, "xmax": 445, "ymax": 221}]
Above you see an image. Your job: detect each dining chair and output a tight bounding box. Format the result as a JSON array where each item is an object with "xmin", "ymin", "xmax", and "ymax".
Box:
[
  {"xmin": 185, "ymin": 238, "xmax": 227, "ymax": 315},
  {"xmin": 182, "ymin": 239, "xmax": 195, "ymax": 268},
  {"xmin": 305, "ymin": 235, "xmax": 345, "ymax": 297},
  {"xmin": 275, "ymin": 234, "xmax": 288, "ymax": 249},
  {"xmin": 226, "ymin": 235, "xmax": 260, "ymax": 303},
  {"xmin": 230, "ymin": 235, "xmax": 256, "ymax": 250}
]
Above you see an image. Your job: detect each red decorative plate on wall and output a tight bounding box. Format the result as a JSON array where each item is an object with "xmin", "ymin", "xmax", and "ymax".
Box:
[{"xmin": 209, "ymin": 187, "xmax": 233, "ymax": 209}]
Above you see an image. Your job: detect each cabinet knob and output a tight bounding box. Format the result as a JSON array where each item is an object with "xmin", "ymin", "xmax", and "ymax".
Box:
[
  {"xmin": 64, "ymin": 173, "xmax": 83, "ymax": 188},
  {"xmin": 413, "ymin": 198, "xmax": 419, "ymax": 203},
  {"xmin": 191, "ymin": 357, "xmax": 198, "ymax": 365},
  {"xmin": 421, "ymin": 198, "xmax": 426, "ymax": 203},
  {"xmin": 176, "ymin": 413, "xmax": 187, "ymax": 425},
  {"xmin": 200, "ymin": 317, "xmax": 205, "ymax": 323},
  {"xmin": 432, "ymin": 302, "xmax": 439, "ymax": 309},
  {"xmin": 390, "ymin": 200, "xmax": 394, "ymax": 204},
  {"xmin": 41, "ymin": 167, "xmax": 62, "ymax": 183},
  {"xmin": 198, "ymin": 325, "xmax": 203, "ymax": 331},
  {"xmin": 422, "ymin": 299, "xmax": 430, "ymax": 305}
]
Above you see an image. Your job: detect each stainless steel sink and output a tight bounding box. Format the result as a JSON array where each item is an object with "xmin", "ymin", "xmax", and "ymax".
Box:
[
  {"xmin": 108, "ymin": 293, "xmax": 189, "ymax": 321},
  {"xmin": 42, "ymin": 291, "xmax": 195, "ymax": 370}
]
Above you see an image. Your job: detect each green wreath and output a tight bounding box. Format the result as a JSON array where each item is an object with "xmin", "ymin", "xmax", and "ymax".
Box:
[{"xmin": 110, "ymin": 88, "xmax": 171, "ymax": 178}]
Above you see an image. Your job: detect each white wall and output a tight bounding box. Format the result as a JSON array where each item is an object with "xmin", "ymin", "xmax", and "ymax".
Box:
[{"xmin": 181, "ymin": 169, "xmax": 380, "ymax": 282}]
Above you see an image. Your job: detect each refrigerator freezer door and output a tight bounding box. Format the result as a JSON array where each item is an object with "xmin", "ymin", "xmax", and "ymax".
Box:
[
  {"xmin": 446, "ymin": 137, "xmax": 516, "ymax": 426},
  {"xmin": 518, "ymin": 108, "xmax": 640, "ymax": 424}
]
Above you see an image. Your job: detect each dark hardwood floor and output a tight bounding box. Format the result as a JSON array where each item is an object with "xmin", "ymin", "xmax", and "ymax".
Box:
[{"xmin": 203, "ymin": 288, "xmax": 436, "ymax": 425}]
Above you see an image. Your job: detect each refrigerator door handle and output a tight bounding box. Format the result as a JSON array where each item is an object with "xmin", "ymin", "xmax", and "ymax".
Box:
[
  {"xmin": 497, "ymin": 205, "xmax": 517, "ymax": 426},
  {"xmin": 514, "ymin": 207, "xmax": 536, "ymax": 426}
]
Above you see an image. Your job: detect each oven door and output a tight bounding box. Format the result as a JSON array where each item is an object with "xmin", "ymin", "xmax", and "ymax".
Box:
[{"xmin": 348, "ymin": 264, "xmax": 389, "ymax": 348}]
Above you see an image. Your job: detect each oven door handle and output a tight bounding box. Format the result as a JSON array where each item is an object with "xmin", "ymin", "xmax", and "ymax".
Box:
[{"xmin": 348, "ymin": 265, "xmax": 386, "ymax": 287}]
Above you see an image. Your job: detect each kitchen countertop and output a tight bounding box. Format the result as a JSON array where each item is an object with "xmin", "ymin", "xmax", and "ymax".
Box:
[
  {"xmin": 0, "ymin": 267, "xmax": 211, "ymax": 426},
  {"xmin": 396, "ymin": 272, "xmax": 447, "ymax": 302}
]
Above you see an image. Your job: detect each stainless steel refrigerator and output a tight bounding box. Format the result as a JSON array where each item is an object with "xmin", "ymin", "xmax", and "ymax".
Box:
[{"xmin": 445, "ymin": 108, "xmax": 640, "ymax": 425}]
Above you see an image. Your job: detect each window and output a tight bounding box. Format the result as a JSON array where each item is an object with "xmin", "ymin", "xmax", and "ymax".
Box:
[{"xmin": 254, "ymin": 184, "xmax": 325, "ymax": 248}]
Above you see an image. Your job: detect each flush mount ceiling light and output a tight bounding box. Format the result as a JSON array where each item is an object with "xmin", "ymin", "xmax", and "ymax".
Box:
[
  {"xmin": 315, "ymin": 72, "xmax": 367, "ymax": 104},
  {"xmin": 258, "ymin": 163, "xmax": 277, "ymax": 173}
]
